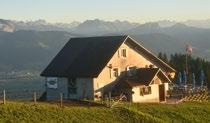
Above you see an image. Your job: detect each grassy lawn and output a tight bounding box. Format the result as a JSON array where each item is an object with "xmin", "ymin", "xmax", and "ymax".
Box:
[
  {"xmin": 122, "ymin": 102, "xmax": 210, "ymax": 123},
  {"xmin": 0, "ymin": 101, "xmax": 209, "ymax": 123}
]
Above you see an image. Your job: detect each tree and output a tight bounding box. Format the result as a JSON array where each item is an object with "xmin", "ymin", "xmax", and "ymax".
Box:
[
  {"xmin": 159, "ymin": 52, "xmax": 210, "ymax": 88},
  {"xmin": 158, "ymin": 52, "xmax": 168, "ymax": 63}
]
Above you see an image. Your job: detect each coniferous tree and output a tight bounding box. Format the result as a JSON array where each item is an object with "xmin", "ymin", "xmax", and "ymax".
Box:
[{"xmin": 158, "ymin": 52, "xmax": 210, "ymax": 88}]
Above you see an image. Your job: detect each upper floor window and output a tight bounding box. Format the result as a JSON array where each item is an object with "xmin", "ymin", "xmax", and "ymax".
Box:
[{"xmin": 121, "ymin": 49, "xmax": 127, "ymax": 58}]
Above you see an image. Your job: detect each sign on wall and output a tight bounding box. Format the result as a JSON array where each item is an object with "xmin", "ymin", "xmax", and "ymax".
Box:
[{"xmin": 46, "ymin": 77, "xmax": 58, "ymax": 89}]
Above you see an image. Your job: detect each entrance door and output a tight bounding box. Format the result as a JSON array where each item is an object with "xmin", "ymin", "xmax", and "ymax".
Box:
[
  {"xmin": 68, "ymin": 78, "xmax": 77, "ymax": 99},
  {"xmin": 159, "ymin": 84, "xmax": 165, "ymax": 102}
]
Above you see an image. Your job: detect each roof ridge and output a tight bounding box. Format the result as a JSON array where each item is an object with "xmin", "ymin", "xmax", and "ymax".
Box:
[{"xmin": 70, "ymin": 35, "xmax": 128, "ymax": 39}]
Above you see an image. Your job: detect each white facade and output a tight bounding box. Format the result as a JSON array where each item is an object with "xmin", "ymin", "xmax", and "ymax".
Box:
[
  {"xmin": 132, "ymin": 84, "xmax": 160, "ymax": 103},
  {"xmin": 132, "ymin": 83, "xmax": 169, "ymax": 103},
  {"xmin": 46, "ymin": 77, "xmax": 93, "ymax": 100},
  {"xmin": 46, "ymin": 78, "xmax": 68, "ymax": 100},
  {"xmin": 93, "ymin": 42, "xmax": 157, "ymax": 98}
]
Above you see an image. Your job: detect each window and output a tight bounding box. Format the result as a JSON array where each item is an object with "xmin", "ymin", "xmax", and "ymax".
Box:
[
  {"xmin": 144, "ymin": 86, "xmax": 152, "ymax": 95},
  {"xmin": 121, "ymin": 49, "xmax": 127, "ymax": 57},
  {"xmin": 68, "ymin": 78, "xmax": 77, "ymax": 94},
  {"xmin": 113, "ymin": 68, "xmax": 119, "ymax": 77},
  {"xmin": 110, "ymin": 68, "xmax": 120, "ymax": 78},
  {"xmin": 140, "ymin": 88, "xmax": 144, "ymax": 96},
  {"xmin": 140, "ymin": 86, "xmax": 152, "ymax": 95},
  {"xmin": 110, "ymin": 67, "xmax": 120, "ymax": 78}
]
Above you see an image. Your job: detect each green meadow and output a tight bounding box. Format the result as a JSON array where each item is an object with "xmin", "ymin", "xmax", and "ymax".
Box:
[{"xmin": 0, "ymin": 101, "xmax": 209, "ymax": 123}]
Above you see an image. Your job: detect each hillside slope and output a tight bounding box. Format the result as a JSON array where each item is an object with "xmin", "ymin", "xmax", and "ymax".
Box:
[
  {"xmin": 0, "ymin": 30, "xmax": 77, "ymax": 72},
  {"xmin": 0, "ymin": 102, "xmax": 209, "ymax": 123}
]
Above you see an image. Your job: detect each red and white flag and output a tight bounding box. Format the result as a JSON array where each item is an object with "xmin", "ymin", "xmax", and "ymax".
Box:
[{"xmin": 186, "ymin": 44, "xmax": 193, "ymax": 55}]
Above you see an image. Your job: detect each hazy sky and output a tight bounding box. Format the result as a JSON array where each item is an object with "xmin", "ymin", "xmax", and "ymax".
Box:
[{"xmin": 1, "ymin": 0, "xmax": 210, "ymax": 23}]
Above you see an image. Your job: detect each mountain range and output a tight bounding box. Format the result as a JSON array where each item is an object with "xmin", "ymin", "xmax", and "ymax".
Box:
[
  {"xmin": 0, "ymin": 18, "xmax": 210, "ymax": 72},
  {"xmin": 1, "ymin": 18, "xmax": 210, "ymax": 33}
]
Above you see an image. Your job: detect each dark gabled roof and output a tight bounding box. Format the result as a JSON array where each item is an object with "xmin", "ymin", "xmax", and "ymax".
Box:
[
  {"xmin": 41, "ymin": 35, "xmax": 175, "ymax": 77},
  {"xmin": 41, "ymin": 35, "xmax": 127, "ymax": 77},
  {"xmin": 126, "ymin": 68, "xmax": 160, "ymax": 86},
  {"xmin": 104, "ymin": 68, "xmax": 171, "ymax": 92},
  {"xmin": 126, "ymin": 68, "xmax": 171, "ymax": 87}
]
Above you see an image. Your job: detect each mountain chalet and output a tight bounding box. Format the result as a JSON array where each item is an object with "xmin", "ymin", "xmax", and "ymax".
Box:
[{"xmin": 41, "ymin": 35, "xmax": 176, "ymax": 103}]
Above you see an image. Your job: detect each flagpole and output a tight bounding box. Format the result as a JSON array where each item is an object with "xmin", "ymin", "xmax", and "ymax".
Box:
[
  {"xmin": 186, "ymin": 53, "xmax": 188, "ymax": 75},
  {"xmin": 185, "ymin": 44, "xmax": 192, "ymax": 86},
  {"xmin": 185, "ymin": 48, "xmax": 188, "ymax": 86}
]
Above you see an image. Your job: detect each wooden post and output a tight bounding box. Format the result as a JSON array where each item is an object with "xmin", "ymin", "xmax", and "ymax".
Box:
[
  {"xmin": 105, "ymin": 95, "xmax": 108, "ymax": 107},
  {"xmin": 101, "ymin": 93, "xmax": 104, "ymax": 105},
  {"xmin": 108, "ymin": 92, "xmax": 111, "ymax": 108},
  {"xmin": 3, "ymin": 90, "xmax": 6, "ymax": 104},
  {"xmin": 60, "ymin": 93, "xmax": 63, "ymax": 108},
  {"xmin": 33, "ymin": 92, "xmax": 37, "ymax": 104}
]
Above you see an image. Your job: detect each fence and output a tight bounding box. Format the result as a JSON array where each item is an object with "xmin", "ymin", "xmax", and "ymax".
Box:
[
  {"xmin": 0, "ymin": 89, "xmax": 66, "ymax": 108},
  {"xmin": 0, "ymin": 89, "xmax": 44, "ymax": 101}
]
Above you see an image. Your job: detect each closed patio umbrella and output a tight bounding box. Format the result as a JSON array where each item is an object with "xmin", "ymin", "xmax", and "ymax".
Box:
[
  {"xmin": 178, "ymin": 72, "xmax": 182, "ymax": 86},
  {"xmin": 183, "ymin": 71, "xmax": 187, "ymax": 85},
  {"xmin": 192, "ymin": 73, "xmax": 196, "ymax": 91},
  {"xmin": 200, "ymin": 70, "xmax": 205, "ymax": 89}
]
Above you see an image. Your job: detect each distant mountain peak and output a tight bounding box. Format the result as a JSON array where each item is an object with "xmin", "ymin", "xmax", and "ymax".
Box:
[
  {"xmin": 157, "ymin": 20, "xmax": 177, "ymax": 27},
  {"xmin": 184, "ymin": 19, "xmax": 210, "ymax": 29},
  {"xmin": 129, "ymin": 22, "xmax": 161, "ymax": 34},
  {"xmin": 140, "ymin": 22, "xmax": 160, "ymax": 28},
  {"xmin": 0, "ymin": 19, "xmax": 15, "ymax": 32},
  {"xmin": 82, "ymin": 19, "xmax": 103, "ymax": 25},
  {"xmin": 73, "ymin": 19, "xmax": 140, "ymax": 35},
  {"xmin": 172, "ymin": 23, "xmax": 188, "ymax": 27},
  {"xmin": 1, "ymin": 18, "xmax": 210, "ymax": 34}
]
